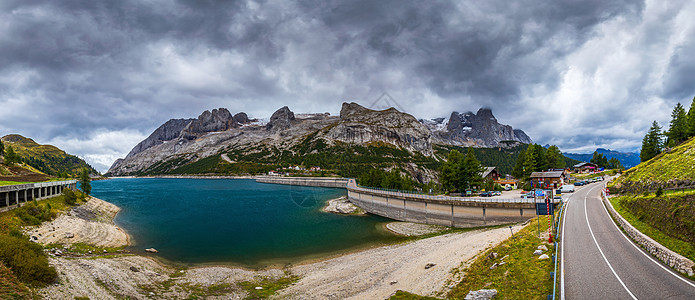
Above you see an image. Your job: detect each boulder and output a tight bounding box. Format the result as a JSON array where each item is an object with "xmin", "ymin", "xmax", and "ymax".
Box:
[
  {"xmin": 539, "ymin": 254, "xmax": 550, "ymax": 260},
  {"xmin": 464, "ymin": 289, "xmax": 498, "ymax": 300},
  {"xmin": 487, "ymin": 252, "xmax": 499, "ymax": 260},
  {"xmin": 489, "ymin": 263, "xmax": 498, "ymax": 270},
  {"xmin": 424, "ymin": 263, "xmax": 436, "ymax": 269},
  {"xmin": 145, "ymin": 248, "xmax": 158, "ymax": 253},
  {"xmin": 65, "ymin": 232, "xmax": 74, "ymax": 238},
  {"xmin": 537, "ymin": 245, "xmax": 548, "ymax": 251},
  {"xmin": 130, "ymin": 266, "xmax": 140, "ymax": 272},
  {"xmin": 533, "ymin": 249, "xmax": 543, "ymax": 255}
]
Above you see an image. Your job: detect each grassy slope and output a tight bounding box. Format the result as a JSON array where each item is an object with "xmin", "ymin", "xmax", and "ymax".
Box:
[
  {"xmin": 613, "ymin": 137, "xmax": 695, "ymax": 186},
  {"xmin": 1, "ymin": 134, "xmax": 97, "ymax": 176},
  {"xmin": 389, "ymin": 218, "xmax": 556, "ymax": 300}
]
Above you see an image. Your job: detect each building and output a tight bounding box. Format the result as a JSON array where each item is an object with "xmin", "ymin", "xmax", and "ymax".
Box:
[
  {"xmin": 530, "ymin": 171, "xmax": 565, "ymax": 188},
  {"xmin": 481, "ymin": 167, "xmax": 500, "ymax": 181},
  {"xmin": 573, "ymin": 162, "xmax": 598, "ymax": 173}
]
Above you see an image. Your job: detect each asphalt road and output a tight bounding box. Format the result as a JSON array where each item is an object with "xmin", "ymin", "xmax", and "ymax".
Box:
[{"xmin": 561, "ymin": 181, "xmax": 695, "ymax": 299}]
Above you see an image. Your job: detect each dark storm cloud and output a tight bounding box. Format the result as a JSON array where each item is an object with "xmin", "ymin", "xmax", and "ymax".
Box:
[{"xmin": 1, "ymin": 0, "xmax": 693, "ymax": 171}]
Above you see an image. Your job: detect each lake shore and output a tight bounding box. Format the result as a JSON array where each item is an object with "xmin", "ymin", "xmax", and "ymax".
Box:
[
  {"xmin": 35, "ymin": 195, "xmax": 524, "ymax": 299},
  {"xmin": 108, "ymin": 175, "xmax": 262, "ymax": 179}
]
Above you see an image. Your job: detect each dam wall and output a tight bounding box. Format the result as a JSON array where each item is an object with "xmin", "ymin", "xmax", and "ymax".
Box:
[
  {"xmin": 347, "ymin": 179, "xmax": 552, "ymax": 228},
  {"xmin": 256, "ymin": 176, "xmax": 348, "ymax": 188}
]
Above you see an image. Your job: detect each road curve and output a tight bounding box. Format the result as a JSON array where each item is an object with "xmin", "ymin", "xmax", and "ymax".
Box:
[{"xmin": 561, "ymin": 181, "xmax": 695, "ymax": 299}]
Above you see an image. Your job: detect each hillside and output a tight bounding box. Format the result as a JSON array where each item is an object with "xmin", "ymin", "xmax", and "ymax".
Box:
[
  {"xmin": 564, "ymin": 148, "xmax": 640, "ymax": 168},
  {"xmin": 1, "ymin": 134, "xmax": 98, "ymax": 177},
  {"xmin": 611, "ymin": 137, "xmax": 695, "ymax": 193}
]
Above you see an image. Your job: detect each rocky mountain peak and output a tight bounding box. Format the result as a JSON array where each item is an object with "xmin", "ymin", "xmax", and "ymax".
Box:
[
  {"xmin": 233, "ymin": 112, "xmax": 250, "ymax": 124},
  {"xmin": 447, "ymin": 111, "xmax": 474, "ymax": 132},
  {"xmin": 321, "ymin": 102, "xmax": 433, "ymax": 155},
  {"xmin": 180, "ymin": 108, "xmax": 237, "ymax": 140},
  {"xmin": 476, "ymin": 108, "xmax": 495, "ymax": 120},
  {"xmin": 125, "ymin": 118, "xmax": 194, "ymax": 158},
  {"xmin": 266, "ymin": 106, "xmax": 296, "ymax": 132},
  {"xmin": 426, "ymin": 107, "xmax": 532, "ymax": 147}
]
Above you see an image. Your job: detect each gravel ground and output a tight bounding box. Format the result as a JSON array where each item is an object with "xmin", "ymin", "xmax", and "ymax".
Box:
[{"xmin": 25, "ymin": 197, "xmax": 128, "ymax": 248}]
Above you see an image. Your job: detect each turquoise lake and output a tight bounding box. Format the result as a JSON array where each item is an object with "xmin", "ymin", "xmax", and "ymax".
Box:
[{"xmin": 91, "ymin": 178, "xmax": 398, "ymax": 267}]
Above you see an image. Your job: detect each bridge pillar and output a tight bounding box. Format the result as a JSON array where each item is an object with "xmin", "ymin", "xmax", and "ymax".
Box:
[{"xmin": 4, "ymin": 192, "xmax": 7, "ymax": 206}]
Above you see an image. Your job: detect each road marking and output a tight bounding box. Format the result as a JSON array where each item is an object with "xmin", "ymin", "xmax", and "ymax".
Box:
[
  {"xmin": 584, "ymin": 185, "xmax": 638, "ymax": 300},
  {"xmin": 597, "ymin": 185, "xmax": 695, "ymax": 289}
]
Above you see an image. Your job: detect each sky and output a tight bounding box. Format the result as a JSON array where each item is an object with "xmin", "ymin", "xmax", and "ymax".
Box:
[{"xmin": 1, "ymin": 0, "xmax": 694, "ymax": 173}]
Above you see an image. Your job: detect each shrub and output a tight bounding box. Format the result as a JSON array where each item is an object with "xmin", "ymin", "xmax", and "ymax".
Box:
[
  {"xmin": 0, "ymin": 234, "xmax": 57, "ymax": 286},
  {"xmin": 656, "ymin": 186, "xmax": 664, "ymax": 197},
  {"xmin": 14, "ymin": 202, "xmax": 52, "ymax": 226},
  {"xmin": 63, "ymin": 188, "xmax": 77, "ymax": 206}
]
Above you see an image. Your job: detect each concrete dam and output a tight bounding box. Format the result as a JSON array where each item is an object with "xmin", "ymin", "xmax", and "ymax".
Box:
[
  {"xmin": 257, "ymin": 176, "xmax": 557, "ymax": 228},
  {"xmin": 346, "ymin": 179, "xmax": 555, "ymax": 228}
]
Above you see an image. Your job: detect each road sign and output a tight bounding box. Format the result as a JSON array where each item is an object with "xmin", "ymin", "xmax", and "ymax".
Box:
[{"xmin": 536, "ymin": 202, "xmax": 554, "ymax": 215}]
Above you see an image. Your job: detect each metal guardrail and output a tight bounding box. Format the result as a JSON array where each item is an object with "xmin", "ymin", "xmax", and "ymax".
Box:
[
  {"xmin": 551, "ymin": 201, "xmax": 565, "ymax": 300},
  {"xmin": 348, "ymin": 183, "xmax": 562, "ymax": 204}
]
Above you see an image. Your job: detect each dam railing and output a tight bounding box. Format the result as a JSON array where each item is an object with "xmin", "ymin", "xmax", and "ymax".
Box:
[{"xmin": 346, "ymin": 179, "xmax": 560, "ymax": 205}]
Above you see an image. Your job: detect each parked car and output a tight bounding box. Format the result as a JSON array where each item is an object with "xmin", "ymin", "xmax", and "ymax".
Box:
[
  {"xmin": 520, "ymin": 191, "xmax": 535, "ymax": 198},
  {"xmin": 492, "ymin": 191, "xmax": 502, "ymax": 196},
  {"xmin": 479, "ymin": 191, "xmax": 493, "ymax": 197}
]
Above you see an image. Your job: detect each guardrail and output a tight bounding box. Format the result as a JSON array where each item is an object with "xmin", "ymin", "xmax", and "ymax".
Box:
[
  {"xmin": 551, "ymin": 201, "xmax": 565, "ymax": 300},
  {"xmin": 348, "ymin": 182, "xmax": 562, "ymax": 205}
]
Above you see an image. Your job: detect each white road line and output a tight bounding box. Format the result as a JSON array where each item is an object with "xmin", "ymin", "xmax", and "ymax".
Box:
[
  {"xmin": 584, "ymin": 185, "xmax": 638, "ymax": 300},
  {"xmin": 597, "ymin": 185, "xmax": 695, "ymax": 289}
]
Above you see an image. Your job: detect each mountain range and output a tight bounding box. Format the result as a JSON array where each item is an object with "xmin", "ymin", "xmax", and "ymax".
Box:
[
  {"xmin": 563, "ymin": 148, "xmax": 640, "ymax": 168},
  {"xmin": 106, "ymin": 103, "xmax": 533, "ymax": 180}
]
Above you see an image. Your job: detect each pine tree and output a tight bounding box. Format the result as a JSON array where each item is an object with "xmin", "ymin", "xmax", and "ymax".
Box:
[
  {"xmin": 0, "ymin": 140, "xmax": 4, "ymax": 157},
  {"xmin": 523, "ymin": 147, "xmax": 536, "ymax": 179},
  {"xmin": 687, "ymin": 97, "xmax": 695, "ymax": 138},
  {"xmin": 440, "ymin": 150, "xmax": 463, "ymax": 192},
  {"xmin": 545, "ymin": 145, "xmax": 565, "ymax": 169},
  {"xmin": 608, "ymin": 157, "xmax": 623, "ymax": 170},
  {"xmin": 666, "ymin": 103, "xmax": 688, "ymax": 147},
  {"xmin": 640, "ymin": 121, "xmax": 663, "ymax": 162},
  {"xmin": 460, "ymin": 148, "xmax": 484, "ymax": 190},
  {"xmin": 511, "ymin": 149, "xmax": 526, "ymax": 179},
  {"xmin": 532, "ymin": 144, "xmax": 548, "ymax": 171},
  {"xmin": 79, "ymin": 168, "xmax": 92, "ymax": 195},
  {"xmin": 5, "ymin": 145, "xmax": 18, "ymax": 165}
]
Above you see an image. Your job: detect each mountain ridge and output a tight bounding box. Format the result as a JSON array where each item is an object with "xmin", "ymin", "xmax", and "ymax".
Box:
[
  {"xmin": 1, "ymin": 134, "xmax": 98, "ymax": 176},
  {"xmin": 563, "ymin": 148, "xmax": 640, "ymax": 168},
  {"xmin": 106, "ymin": 103, "xmax": 533, "ymax": 179}
]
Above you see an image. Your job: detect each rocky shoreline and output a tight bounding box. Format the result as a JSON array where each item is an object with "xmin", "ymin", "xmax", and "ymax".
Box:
[
  {"xmin": 385, "ymin": 222, "xmax": 448, "ymax": 236},
  {"xmin": 322, "ymin": 196, "xmax": 366, "ymax": 215},
  {"xmin": 32, "ymin": 195, "xmax": 525, "ymax": 299}
]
